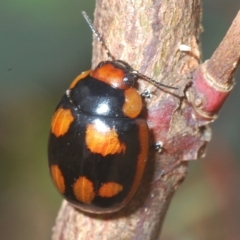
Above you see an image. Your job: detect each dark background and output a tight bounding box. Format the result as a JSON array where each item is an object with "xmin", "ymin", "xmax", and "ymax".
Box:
[{"xmin": 0, "ymin": 1, "xmax": 239, "ymax": 239}]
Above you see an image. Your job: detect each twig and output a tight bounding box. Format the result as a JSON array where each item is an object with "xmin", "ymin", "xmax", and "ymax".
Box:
[{"xmin": 51, "ymin": 2, "xmax": 240, "ymax": 240}]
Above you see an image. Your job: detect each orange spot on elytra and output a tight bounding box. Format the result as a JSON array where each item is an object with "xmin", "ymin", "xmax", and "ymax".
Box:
[
  {"xmin": 122, "ymin": 88, "xmax": 142, "ymax": 118},
  {"xmin": 98, "ymin": 182, "xmax": 123, "ymax": 198},
  {"xmin": 135, "ymin": 120, "xmax": 149, "ymax": 179},
  {"xmin": 122, "ymin": 120, "xmax": 149, "ymax": 204},
  {"xmin": 73, "ymin": 176, "xmax": 95, "ymax": 204},
  {"xmin": 51, "ymin": 108, "xmax": 74, "ymax": 137},
  {"xmin": 69, "ymin": 70, "xmax": 92, "ymax": 89},
  {"xmin": 86, "ymin": 121, "xmax": 126, "ymax": 156},
  {"xmin": 50, "ymin": 165, "xmax": 65, "ymax": 194}
]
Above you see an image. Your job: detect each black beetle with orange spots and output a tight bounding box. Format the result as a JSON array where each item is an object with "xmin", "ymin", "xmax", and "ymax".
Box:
[{"xmin": 48, "ymin": 12, "xmax": 176, "ymax": 214}]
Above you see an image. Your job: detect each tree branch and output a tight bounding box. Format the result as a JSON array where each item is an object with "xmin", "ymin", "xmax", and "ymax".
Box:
[
  {"xmin": 51, "ymin": 2, "xmax": 240, "ymax": 240},
  {"xmin": 187, "ymin": 10, "xmax": 240, "ymax": 120},
  {"xmin": 207, "ymin": 11, "xmax": 240, "ymax": 85}
]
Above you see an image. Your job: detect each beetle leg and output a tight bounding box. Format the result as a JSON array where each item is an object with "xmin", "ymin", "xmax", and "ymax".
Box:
[{"xmin": 141, "ymin": 89, "xmax": 152, "ymax": 99}]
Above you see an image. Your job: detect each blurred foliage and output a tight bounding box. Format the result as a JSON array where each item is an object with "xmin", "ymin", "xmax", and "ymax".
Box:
[{"xmin": 0, "ymin": 1, "xmax": 239, "ymax": 239}]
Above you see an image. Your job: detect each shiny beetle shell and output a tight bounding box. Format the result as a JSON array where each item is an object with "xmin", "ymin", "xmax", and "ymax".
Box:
[{"xmin": 48, "ymin": 60, "xmax": 149, "ymax": 213}]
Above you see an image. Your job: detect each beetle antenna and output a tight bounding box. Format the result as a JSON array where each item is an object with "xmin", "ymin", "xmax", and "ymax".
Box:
[
  {"xmin": 82, "ymin": 11, "xmax": 114, "ymax": 61},
  {"xmin": 136, "ymin": 71, "xmax": 178, "ymax": 90},
  {"xmin": 82, "ymin": 11, "xmax": 177, "ymax": 90}
]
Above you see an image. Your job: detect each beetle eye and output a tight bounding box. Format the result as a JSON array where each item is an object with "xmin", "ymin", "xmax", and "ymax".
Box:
[{"xmin": 123, "ymin": 73, "xmax": 138, "ymax": 87}]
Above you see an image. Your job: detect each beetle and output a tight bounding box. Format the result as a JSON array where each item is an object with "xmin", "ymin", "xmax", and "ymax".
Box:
[{"xmin": 48, "ymin": 11, "xmax": 176, "ymax": 214}]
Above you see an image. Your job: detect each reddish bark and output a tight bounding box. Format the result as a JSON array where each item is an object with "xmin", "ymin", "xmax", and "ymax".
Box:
[
  {"xmin": 51, "ymin": 1, "xmax": 240, "ymax": 239},
  {"xmin": 187, "ymin": 11, "xmax": 240, "ymax": 120}
]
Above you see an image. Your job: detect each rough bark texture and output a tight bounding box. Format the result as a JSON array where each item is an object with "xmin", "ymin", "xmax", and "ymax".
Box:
[{"xmin": 52, "ymin": 1, "xmax": 204, "ymax": 239}]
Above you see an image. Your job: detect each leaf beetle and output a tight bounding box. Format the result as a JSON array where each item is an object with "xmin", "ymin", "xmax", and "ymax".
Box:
[{"xmin": 48, "ymin": 11, "xmax": 176, "ymax": 214}]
